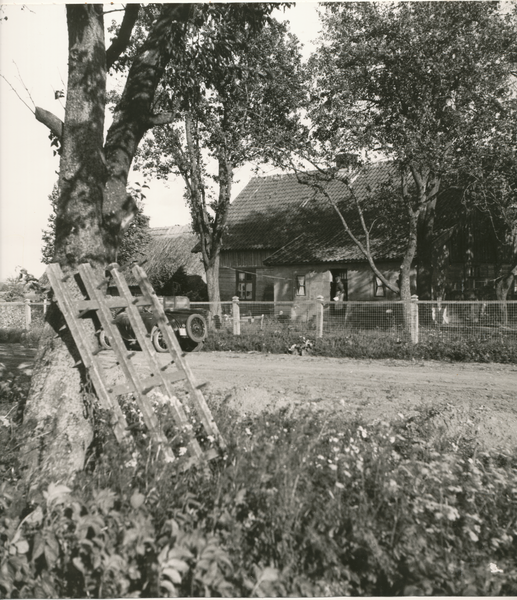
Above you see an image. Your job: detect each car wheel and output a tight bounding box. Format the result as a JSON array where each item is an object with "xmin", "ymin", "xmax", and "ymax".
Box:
[
  {"xmin": 185, "ymin": 314, "xmax": 207, "ymax": 344},
  {"xmin": 151, "ymin": 326, "xmax": 168, "ymax": 353},
  {"xmin": 98, "ymin": 329, "xmax": 112, "ymax": 350}
]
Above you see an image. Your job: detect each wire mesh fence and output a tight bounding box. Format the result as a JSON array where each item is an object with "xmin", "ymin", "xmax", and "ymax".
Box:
[
  {"xmin": 190, "ymin": 299, "xmax": 517, "ymax": 345},
  {"xmin": 2, "ymin": 299, "xmax": 517, "ymax": 347}
]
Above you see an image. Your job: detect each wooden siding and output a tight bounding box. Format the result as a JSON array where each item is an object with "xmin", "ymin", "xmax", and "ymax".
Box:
[{"xmin": 219, "ymin": 249, "xmax": 271, "ymax": 269}]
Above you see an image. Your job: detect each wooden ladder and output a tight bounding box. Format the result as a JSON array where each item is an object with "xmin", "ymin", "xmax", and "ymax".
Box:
[{"xmin": 46, "ymin": 262, "xmax": 225, "ymax": 467}]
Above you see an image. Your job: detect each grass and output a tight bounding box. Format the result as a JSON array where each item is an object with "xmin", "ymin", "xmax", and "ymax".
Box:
[{"xmin": 1, "ymin": 376, "xmax": 517, "ymax": 597}]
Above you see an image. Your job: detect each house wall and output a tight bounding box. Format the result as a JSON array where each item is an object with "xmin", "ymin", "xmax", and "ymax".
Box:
[
  {"xmin": 273, "ymin": 263, "xmax": 402, "ymax": 302},
  {"xmin": 219, "ymin": 253, "xmax": 407, "ymax": 302}
]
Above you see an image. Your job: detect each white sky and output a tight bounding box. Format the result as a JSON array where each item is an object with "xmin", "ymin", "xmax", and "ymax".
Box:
[{"xmin": 0, "ymin": 1, "xmax": 321, "ymax": 281}]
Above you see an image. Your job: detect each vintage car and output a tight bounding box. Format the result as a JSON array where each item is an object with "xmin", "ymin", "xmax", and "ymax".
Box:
[{"xmin": 98, "ymin": 296, "xmax": 208, "ymax": 353}]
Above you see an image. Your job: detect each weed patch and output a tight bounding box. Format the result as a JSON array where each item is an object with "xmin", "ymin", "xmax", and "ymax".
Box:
[
  {"xmin": 1, "ymin": 398, "xmax": 516, "ymax": 597},
  {"xmin": 203, "ymin": 328, "xmax": 517, "ymax": 363}
]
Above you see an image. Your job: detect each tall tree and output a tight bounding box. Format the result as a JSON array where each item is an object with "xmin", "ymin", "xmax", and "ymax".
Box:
[
  {"xmin": 136, "ymin": 12, "xmax": 303, "ymax": 315},
  {"xmin": 42, "ymin": 183, "xmax": 152, "ymax": 267},
  {"xmin": 308, "ymin": 1, "xmax": 515, "ymax": 300},
  {"xmin": 22, "ymin": 3, "xmax": 276, "ymax": 487}
]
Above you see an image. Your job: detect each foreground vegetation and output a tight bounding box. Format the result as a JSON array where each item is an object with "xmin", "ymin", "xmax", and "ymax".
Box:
[
  {"xmin": 204, "ymin": 327, "xmax": 517, "ymax": 364},
  {"xmin": 3, "ymin": 323, "xmax": 517, "ymax": 364},
  {"xmin": 1, "ymin": 360, "xmax": 517, "ymax": 597}
]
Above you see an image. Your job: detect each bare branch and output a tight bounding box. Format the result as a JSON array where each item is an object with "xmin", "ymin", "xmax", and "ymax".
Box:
[
  {"xmin": 13, "ymin": 60, "xmax": 35, "ymax": 109},
  {"xmin": 0, "ymin": 73, "xmax": 34, "ymax": 114}
]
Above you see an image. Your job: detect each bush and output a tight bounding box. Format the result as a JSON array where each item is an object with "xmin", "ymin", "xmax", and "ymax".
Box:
[
  {"xmin": 203, "ymin": 328, "xmax": 517, "ymax": 363},
  {"xmin": 1, "ymin": 400, "xmax": 516, "ymax": 597},
  {"xmin": 0, "ymin": 327, "xmax": 43, "ymax": 347}
]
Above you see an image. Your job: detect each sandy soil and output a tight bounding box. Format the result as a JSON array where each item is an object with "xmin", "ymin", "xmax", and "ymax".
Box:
[
  {"xmin": 186, "ymin": 352, "xmax": 517, "ymax": 451},
  {"xmin": 2, "ymin": 344, "xmax": 516, "ymax": 451}
]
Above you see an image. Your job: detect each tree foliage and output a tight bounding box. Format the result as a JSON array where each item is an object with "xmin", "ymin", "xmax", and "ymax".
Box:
[
  {"xmin": 135, "ymin": 8, "xmax": 303, "ymax": 309},
  {"xmin": 306, "ymin": 1, "xmax": 516, "ymax": 299}
]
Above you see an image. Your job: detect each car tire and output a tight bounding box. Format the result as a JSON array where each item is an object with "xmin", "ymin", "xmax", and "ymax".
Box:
[
  {"xmin": 185, "ymin": 314, "xmax": 207, "ymax": 344},
  {"xmin": 151, "ymin": 326, "xmax": 168, "ymax": 353},
  {"xmin": 98, "ymin": 329, "xmax": 112, "ymax": 350}
]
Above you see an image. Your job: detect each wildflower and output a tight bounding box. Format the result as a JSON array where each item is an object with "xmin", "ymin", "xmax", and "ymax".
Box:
[
  {"xmin": 125, "ymin": 451, "xmax": 138, "ymax": 469},
  {"xmin": 335, "ymin": 482, "xmax": 345, "ymax": 489},
  {"xmin": 245, "ymin": 427, "xmax": 252, "ymax": 436},
  {"xmin": 178, "ymin": 447, "xmax": 187, "ymax": 456},
  {"xmin": 489, "ymin": 563, "xmax": 503, "ymax": 574}
]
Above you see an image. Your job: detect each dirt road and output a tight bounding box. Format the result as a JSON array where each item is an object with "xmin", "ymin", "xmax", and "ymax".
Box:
[{"xmin": 2, "ymin": 344, "xmax": 516, "ymax": 451}]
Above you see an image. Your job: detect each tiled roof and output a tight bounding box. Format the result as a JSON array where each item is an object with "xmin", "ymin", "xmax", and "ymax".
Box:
[
  {"xmin": 224, "ymin": 161, "xmax": 397, "ymax": 252},
  {"xmin": 264, "ymin": 229, "xmax": 406, "ymax": 266}
]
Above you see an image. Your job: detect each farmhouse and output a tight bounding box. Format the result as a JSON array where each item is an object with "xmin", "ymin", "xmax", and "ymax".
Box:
[
  {"xmin": 219, "ymin": 162, "xmax": 408, "ymax": 303},
  {"xmin": 218, "ymin": 162, "xmax": 515, "ymax": 303}
]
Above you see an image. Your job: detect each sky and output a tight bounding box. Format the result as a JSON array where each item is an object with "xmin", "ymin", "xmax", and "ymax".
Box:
[{"xmin": 0, "ymin": 1, "xmax": 322, "ymax": 281}]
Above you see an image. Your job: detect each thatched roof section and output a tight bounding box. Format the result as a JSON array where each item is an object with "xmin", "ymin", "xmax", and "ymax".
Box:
[{"xmin": 124, "ymin": 225, "xmax": 205, "ymax": 285}]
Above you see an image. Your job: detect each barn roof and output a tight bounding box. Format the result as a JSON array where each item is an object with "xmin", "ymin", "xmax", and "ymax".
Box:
[
  {"xmin": 123, "ymin": 225, "xmax": 204, "ymax": 284},
  {"xmin": 223, "ymin": 161, "xmax": 408, "ymax": 264},
  {"xmin": 223, "ymin": 161, "xmax": 397, "ymax": 253}
]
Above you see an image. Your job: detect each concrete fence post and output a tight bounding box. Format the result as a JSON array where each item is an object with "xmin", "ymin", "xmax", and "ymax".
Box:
[
  {"xmin": 410, "ymin": 294, "xmax": 419, "ymax": 344},
  {"xmin": 24, "ymin": 299, "xmax": 31, "ymax": 329},
  {"xmin": 232, "ymin": 296, "xmax": 241, "ymax": 336},
  {"xmin": 316, "ymin": 295, "xmax": 324, "ymax": 338}
]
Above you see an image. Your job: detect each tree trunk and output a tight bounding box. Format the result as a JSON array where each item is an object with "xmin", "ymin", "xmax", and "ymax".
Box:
[
  {"xmin": 400, "ymin": 206, "xmax": 418, "ymax": 331},
  {"xmin": 103, "ymin": 3, "xmax": 192, "ymax": 259},
  {"xmin": 21, "ymin": 5, "xmax": 107, "ymax": 490},
  {"xmin": 206, "ymin": 254, "xmax": 222, "ymax": 319},
  {"xmin": 23, "ymin": 5, "xmax": 196, "ymax": 489},
  {"xmin": 495, "ymin": 267, "xmax": 516, "ymax": 326}
]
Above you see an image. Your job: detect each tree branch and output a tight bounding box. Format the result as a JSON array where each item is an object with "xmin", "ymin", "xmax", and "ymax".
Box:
[
  {"xmin": 106, "ymin": 4, "xmax": 140, "ymax": 71},
  {"xmin": 35, "ymin": 106, "xmax": 63, "ymax": 140},
  {"xmin": 147, "ymin": 111, "xmax": 179, "ymax": 127}
]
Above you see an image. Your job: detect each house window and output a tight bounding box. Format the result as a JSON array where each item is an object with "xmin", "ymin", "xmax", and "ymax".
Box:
[
  {"xmin": 374, "ymin": 276, "xmax": 385, "ymax": 297},
  {"xmin": 331, "ymin": 270, "xmax": 348, "ymax": 301},
  {"xmin": 236, "ymin": 270, "xmax": 255, "ymax": 300},
  {"xmin": 295, "ymin": 275, "xmax": 306, "ymax": 297}
]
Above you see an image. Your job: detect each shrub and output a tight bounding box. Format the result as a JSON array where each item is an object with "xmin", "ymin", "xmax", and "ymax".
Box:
[
  {"xmin": 202, "ymin": 328, "xmax": 517, "ymax": 363},
  {"xmin": 1, "ymin": 401, "xmax": 517, "ymax": 597}
]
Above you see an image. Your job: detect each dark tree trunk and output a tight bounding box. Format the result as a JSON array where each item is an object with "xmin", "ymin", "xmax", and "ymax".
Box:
[
  {"xmin": 21, "ymin": 5, "xmax": 107, "ymax": 489},
  {"xmin": 24, "ymin": 5, "xmax": 195, "ymax": 488}
]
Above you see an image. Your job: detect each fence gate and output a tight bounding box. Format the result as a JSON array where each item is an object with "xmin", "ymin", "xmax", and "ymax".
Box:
[{"xmin": 46, "ymin": 262, "xmax": 225, "ymax": 468}]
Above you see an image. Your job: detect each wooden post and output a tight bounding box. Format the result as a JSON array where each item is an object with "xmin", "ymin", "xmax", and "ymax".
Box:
[
  {"xmin": 24, "ymin": 299, "xmax": 31, "ymax": 329},
  {"xmin": 410, "ymin": 295, "xmax": 419, "ymax": 344},
  {"xmin": 316, "ymin": 296, "xmax": 324, "ymax": 338},
  {"xmin": 232, "ymin": 296, "xmax": 241, "ymax": 336},
  {"xmin": 43, "ymin": 299, "xmax": 48, "ymax": 315}
]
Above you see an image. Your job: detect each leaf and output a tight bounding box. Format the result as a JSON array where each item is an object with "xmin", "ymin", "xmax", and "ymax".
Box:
[
  {"xmin": 259, "ymin": 566, "xmax": 279, "ymax": 582},
  {"xmin": 162, "ymin": 567, "xmax": 182, "ymax": 584},
  {"xmin": 164, "ymin": 558, "xmax": 190, "ymax": 573},
  {"xmin": 43, "ymin": 483, "xmax": 71, "ymax": 507},
  {"xmin": 14, "ymin": 539, "xmax": 29, "ymax": 555},
  {"xmin": 160, "ymin": 579, "xmax": 178, "ymax": 596},
  {"xmin": 130, "ymin": 491, "xmax": 145, "ymax": 510}
]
